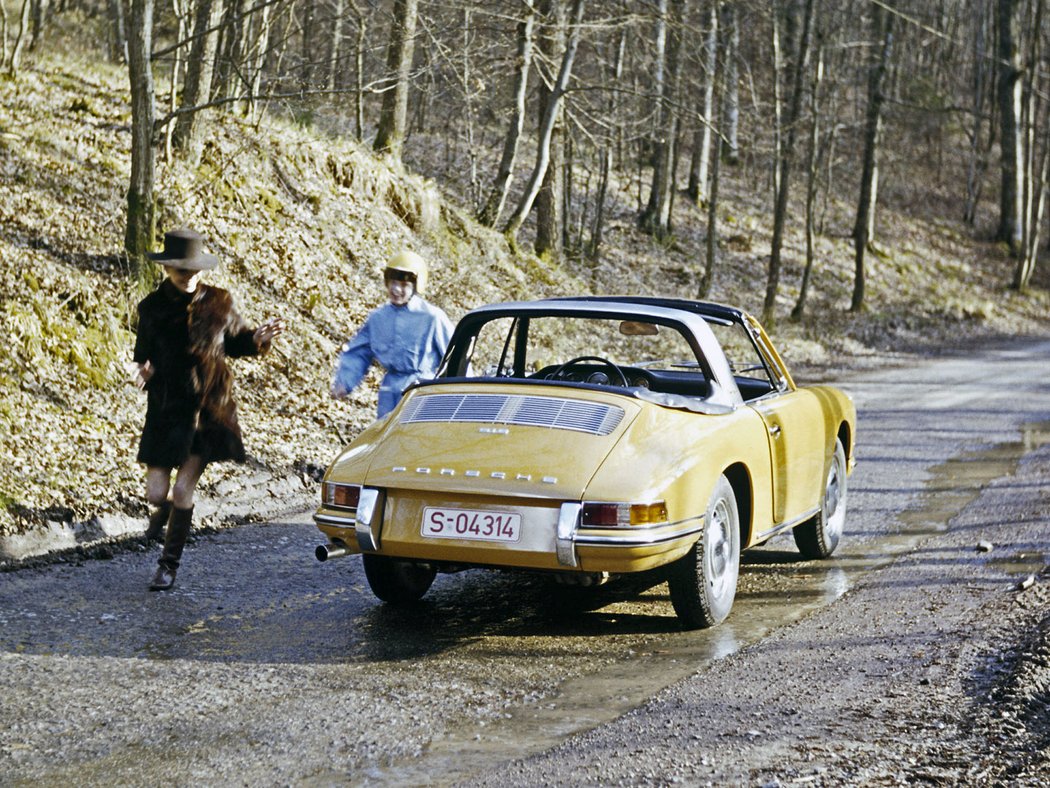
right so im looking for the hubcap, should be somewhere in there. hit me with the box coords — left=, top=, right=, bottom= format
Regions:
left=824, top=458, right=845, bottom=538
left=706, top=499, right=732, bottom=595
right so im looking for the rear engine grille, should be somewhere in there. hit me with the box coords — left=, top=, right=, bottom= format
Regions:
left=400, top=393, right=625, bottom=436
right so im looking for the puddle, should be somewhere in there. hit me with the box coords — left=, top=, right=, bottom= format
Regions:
left=991, top=551, right=1047, bottom=577
left=364, top=421, right=1050, bottom=786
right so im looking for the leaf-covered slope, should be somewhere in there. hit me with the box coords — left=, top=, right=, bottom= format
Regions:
left=0, top=54, right=567, bottom=536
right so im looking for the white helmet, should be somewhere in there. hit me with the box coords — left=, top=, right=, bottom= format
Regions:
left=384, top=250, right=428, bottom=295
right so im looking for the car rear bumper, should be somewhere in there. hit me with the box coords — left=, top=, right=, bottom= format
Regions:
left=314, top=496, right=702, bottom=575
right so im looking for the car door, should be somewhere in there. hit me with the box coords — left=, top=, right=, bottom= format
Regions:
left=748, top=389, right=825, bottom=526
left=723, top=318, right=825, bottom=527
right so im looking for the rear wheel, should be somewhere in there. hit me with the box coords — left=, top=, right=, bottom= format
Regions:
left=362, top=555, right=436, bottom=603
left=793, top=438, right=847, bottom=559
left=668, top=475, right=740, bottom=629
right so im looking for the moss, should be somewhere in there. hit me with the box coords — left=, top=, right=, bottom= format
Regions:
left=257, top=186, right=284, bottom=219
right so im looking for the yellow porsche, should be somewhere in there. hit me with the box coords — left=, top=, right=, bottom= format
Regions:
left=314, top=297, right=856, bottom=628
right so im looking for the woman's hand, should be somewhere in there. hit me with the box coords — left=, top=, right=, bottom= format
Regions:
left=254, top=317, right=285, bottom=347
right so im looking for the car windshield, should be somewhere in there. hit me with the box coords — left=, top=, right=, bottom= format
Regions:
left=447, top=314, right=704, bottom=379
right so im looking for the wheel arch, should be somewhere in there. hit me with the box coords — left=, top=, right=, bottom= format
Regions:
left=722, top=462, right=753, bottom=547
left=836, top=421, right=852, bottom=464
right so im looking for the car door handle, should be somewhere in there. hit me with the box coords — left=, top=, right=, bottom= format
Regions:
left=768, top=424, right=782, bottom=438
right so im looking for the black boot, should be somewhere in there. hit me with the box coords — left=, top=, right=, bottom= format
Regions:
left=149, top=505, right=193, bottom=591
left=143, top=500, right=173, bottom=543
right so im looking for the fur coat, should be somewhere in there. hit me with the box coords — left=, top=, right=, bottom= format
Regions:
left=134, top=279, right=268, bottom=467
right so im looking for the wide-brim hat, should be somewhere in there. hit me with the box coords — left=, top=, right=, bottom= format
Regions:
left=148, top=228, right=219, bottom=271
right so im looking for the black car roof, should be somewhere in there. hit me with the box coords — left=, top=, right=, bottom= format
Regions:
left=542, top=296, right=746, bottom=323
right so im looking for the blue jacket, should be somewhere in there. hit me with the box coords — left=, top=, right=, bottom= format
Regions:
left=333, top=296, right=454, bottom=417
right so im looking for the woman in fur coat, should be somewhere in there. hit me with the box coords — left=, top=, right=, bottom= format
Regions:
left=133, top=229, right=284, bottom=591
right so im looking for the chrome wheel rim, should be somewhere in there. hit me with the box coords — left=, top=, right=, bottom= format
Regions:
left=824, top=454, right=846, bottom=540
left=706, top=498, right=734, bottom=598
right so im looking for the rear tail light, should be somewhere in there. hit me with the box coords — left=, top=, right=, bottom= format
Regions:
left=323, top=482, right=361, bottom=509
left=581, top=500, right=667, bottom=527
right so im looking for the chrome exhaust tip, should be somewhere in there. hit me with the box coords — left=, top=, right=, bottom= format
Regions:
left=315, top=543, right=348, bottom=562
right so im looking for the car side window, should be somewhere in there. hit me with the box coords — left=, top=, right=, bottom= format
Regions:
left=708, top=321, right=778, bottom=400
left=463, top=317, right=517, bottom=377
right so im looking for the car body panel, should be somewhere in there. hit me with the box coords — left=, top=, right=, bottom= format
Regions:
left=360, top=383, right=642, bottom=500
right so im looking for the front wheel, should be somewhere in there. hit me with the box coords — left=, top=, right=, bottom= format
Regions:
left=793, top=438, right=847, bottom=559
left=667, top=475, right=741, bottom=629
left=362, top=554, right=436, bottom=604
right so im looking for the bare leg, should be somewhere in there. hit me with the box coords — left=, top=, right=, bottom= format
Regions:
left=144, top=467, right=174, bottom=542
left=171, top=454, right=206, bottom=509
left=145, top=466, right=174, bottom=507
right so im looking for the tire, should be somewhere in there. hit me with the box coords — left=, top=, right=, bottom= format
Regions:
left=668, top=475, right=741, bottom=629
left=793, top=438, right=847, bottom=560
left=362, top=554, right=436, bottom=604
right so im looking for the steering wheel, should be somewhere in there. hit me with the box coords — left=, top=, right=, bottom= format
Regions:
left=548, top=355, right=630, bottom=387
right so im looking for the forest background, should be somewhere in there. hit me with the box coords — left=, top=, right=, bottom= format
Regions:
left=1, top=0, right=1049, bottom=550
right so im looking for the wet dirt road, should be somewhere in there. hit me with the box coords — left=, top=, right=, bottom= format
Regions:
left=2, top=339, right=1048, bottom=785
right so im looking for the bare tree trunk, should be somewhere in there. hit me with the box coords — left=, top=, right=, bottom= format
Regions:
left=535, top=0, right=568, bottom=260
left=245, top=1, right=273, bottom=122
left=354, top=10, right=365, bottom=140
left=639, top=0, right=667, bottom=235
left=1, top=3, right=9, bottom=68
left=1015, top=137, right=1047, bottom=290
left=722, top=1, right=739, bottom=164
left=700, top=34, right=723, bottom=300
left=769, top=4, right=782, bottom=197
left=688, top=0, right=718, bottom=204
left=300, top=0, right=314, bottom=90
left=701, top=128, right=721, bottom=298
left=964, top=0, right=992, bottom=225
left=461, top=7, right=481, bottom=209
left=107, top=0, right=127, bottom=63
left=327, top=0, right=346, bottom=92
left=125, top=0, right=158, bottom=285
left=1015, top=0, right=1046, bottom=290
left=373, top=0, right=419, bottom=159
left=587, top=22, right=626, bottom=263
left=850, top=3, right=894, bottom=313
left=172, top=0, right=225, bottom=165
left=7, top=0, right=31, bottom=74
left=763, top=0, right=814, bottom=325
left=640, top=0, right=686, bottom=239
left=791, top=31, right=824, bottom=321
left=163, top=0, right=189, bottom=162
left=996, top=0, right=1023, bottom=254
left=29, top=0, right=48, bottom=49
left=503, top=0, right=585, bottom=244
left=232, top=0, right=256, bottom=115
left=477, top=0, right=535, bottom=228
left=216, top=0, right=246, bottom=105
left=564, top=133, right=576, bottom=251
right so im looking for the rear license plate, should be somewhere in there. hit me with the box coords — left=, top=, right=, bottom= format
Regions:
left=421, top=507, right=522, bottom=543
